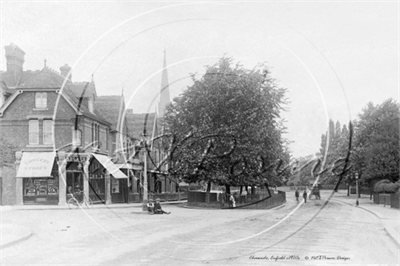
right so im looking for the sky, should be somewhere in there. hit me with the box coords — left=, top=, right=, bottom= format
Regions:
left=0, top=0, right=398, bottom=158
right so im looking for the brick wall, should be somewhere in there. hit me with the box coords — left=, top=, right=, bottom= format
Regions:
left=0, top=165, right=16, bottom=205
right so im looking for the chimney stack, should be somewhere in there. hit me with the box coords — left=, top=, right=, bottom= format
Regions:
left=4, top=43, right=25, bottom=84
left=60, top=64, right=72, bottom=81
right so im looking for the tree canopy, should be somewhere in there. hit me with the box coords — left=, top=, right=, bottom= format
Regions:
left=352, top=99, right=399, bottom=184
left=164, top=57, right=289, bottom=187
left=319, top=119, right=351, bottom=185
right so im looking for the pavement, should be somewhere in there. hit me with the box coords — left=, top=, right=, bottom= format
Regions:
left=1, top=190, right=399, bottom=252
left=0, top=200, right=186, bottom=250
left=332, top=191, right=400, bottom=248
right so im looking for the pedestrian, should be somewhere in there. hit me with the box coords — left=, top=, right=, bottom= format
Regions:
left=303, top=190, right=307, bottom=203
left=241, top=189, right=247, bottom=203
left=295, top=188, right=299, bottom=202
left=154, top=198, right=171, bottom=214
left=229, top=194, right=236, bottom=208
left=219, top=188, right=225, bottom=208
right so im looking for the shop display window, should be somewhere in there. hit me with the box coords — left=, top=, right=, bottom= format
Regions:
left=111, top=180, right=120, bottom=193
left=24, top=177, right=59, bottom=196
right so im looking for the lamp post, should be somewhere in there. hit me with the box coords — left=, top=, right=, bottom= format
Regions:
left=141, top=133, right=148, bottom=211
left=355, top=173, right=359, bottom=206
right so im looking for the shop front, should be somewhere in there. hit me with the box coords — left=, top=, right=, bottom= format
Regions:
left=90, top=154, right=128, bottom=204
left=17, top=151, right=59, bottom=205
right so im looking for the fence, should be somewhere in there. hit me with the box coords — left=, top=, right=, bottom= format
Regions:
left=128, top=192, right=187, bottom=203
left=280, top=184, right=347, bottom=192
left=187, top=189, right=286, bottom=209
left=373, top=192, right=400, bottom=209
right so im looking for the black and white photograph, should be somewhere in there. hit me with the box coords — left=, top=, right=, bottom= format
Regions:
left=0, top=1, right=399, bottom=265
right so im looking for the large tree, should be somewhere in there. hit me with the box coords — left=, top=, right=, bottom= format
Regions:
left=164, top=57, right=289, bottom=191
left=352, top=99, right=399, bottom=185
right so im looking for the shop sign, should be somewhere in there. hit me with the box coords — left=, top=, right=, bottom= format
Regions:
left=17, top=152, right=55, bottom=178
left=66, top=155, right=88, bottom=163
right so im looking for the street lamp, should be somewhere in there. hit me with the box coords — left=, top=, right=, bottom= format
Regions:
left=355, top=172, right=359, bottom=206
left=141, top=133, right=149, bottom=212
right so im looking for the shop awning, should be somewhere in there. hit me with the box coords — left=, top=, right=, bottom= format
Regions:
left=115, top=163, right=133, bottom=169
left=92, top=154, right=127, bottom=179
left=16, top=152, right=56, bottom=178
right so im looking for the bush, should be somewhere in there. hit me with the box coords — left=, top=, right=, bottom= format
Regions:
left=373, top=179, right=400, bottom=193
left=373, top=179, right=390, bottom=193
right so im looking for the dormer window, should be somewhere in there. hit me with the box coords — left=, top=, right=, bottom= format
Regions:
left=35, top=92, right=47, bottom=109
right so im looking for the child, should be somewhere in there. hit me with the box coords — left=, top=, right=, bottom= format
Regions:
left=147, top=199, right=154, bottom=213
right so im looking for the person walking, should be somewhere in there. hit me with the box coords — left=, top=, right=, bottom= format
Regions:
left=303, top=190, right=308, bottom=203
left=295, top=188, right=299, bottom=202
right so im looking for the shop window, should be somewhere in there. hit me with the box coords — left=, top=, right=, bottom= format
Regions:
left=35, top=92, right=47, bottom=109
left=29, top=120, right=39, bottom=145
left=24, top=178, right=59, bottom=196
left=43, top=120, right=53, bottom=144
left=112, top=180, right=120, bottom=193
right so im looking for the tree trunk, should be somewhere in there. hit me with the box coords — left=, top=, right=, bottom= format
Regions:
left=347, top=185, right=350, bottom=196
left=206, top=181, right=211, bottom=203
left=251, top=185, right=255, bottom=194
left=225, top=184, right=231, bottom=194
left=239, top=186, right=243, bottom=194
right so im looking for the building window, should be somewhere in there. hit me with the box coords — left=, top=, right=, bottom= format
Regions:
left=92, top=123, right=100, bottom=147
left=106, top=128, right=109, bottom=151
left=43, top=120, right=53, bottom=144
left=35, top=93, right=47, bottom=109
left=72, top=129, right=82, bottom=147
left=29, top=120, right=39, bottom=144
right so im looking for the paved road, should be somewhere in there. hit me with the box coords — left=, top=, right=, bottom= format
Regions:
left=1, top=191, right=399, bottom=265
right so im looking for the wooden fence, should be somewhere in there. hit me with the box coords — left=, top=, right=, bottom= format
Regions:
left=373, top=192, right=400, bottom=209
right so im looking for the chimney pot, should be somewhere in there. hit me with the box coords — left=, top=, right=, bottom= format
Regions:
left=60, top=64, right=72, bottom=81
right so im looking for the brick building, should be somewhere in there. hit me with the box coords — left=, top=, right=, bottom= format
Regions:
left=0, top=43, right=132, bottom=205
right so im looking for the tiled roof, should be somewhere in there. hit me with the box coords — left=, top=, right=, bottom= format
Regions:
left=0, top=67, right=110, bottom=125
left=0, top=80, right=13, bottom=94
left=60, top=87, right=110, bottom=125
left=0, top=70, right=40, bottom=88
left=18, top=67, right=66, bottom=88
left=68, top=82, right=96, bottom=98
left=126, top=112, right=156, bottom=140
left=96, top=95, right=123, bottom=130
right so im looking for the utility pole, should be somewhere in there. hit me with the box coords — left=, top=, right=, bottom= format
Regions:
left=142, top=134, right=148, bottom=211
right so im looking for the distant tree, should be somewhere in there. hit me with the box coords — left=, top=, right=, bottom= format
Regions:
left=319, top=120, right=351, bottom=186
left=164, top=57, right=289, bottom=192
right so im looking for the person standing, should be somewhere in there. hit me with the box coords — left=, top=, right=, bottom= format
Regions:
left=303, top=190, right=308, bottom=203
left=229, top=194, right=236, bottom=208
left=295, top=188, right=299, bottom=202
left=241, top=189, right=247, bottom=203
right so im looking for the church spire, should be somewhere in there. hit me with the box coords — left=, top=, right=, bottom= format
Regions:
left=158, top=49, right=171, bottom=117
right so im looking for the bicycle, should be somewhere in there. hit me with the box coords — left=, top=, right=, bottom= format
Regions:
left=67, top=190, right=93, bottom=209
